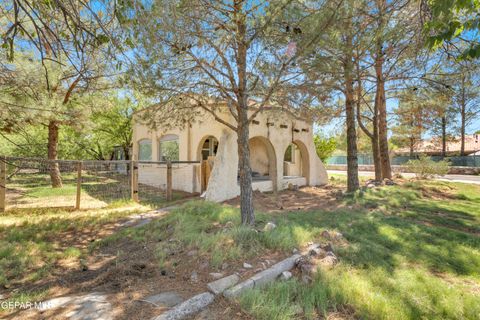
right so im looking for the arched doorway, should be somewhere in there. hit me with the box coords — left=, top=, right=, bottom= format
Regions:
left=248, top=136, right=277, bottom=191
left=283, top=140, right=310, bottom=184
left=197, top=135, right=219, bottom=192
left=197, top=135, right=219, bottom=161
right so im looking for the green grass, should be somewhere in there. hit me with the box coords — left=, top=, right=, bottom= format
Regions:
left=93, top=201, right=321, bottom=269
left=26, top=184, right=78, bottom=197
left=238, top=180, right=480, bottom=319
left=97, top=177, right=480, bottom=319
left=4, top=176, right=480, bottom=319
left=0, top=202, right=150, bottom=290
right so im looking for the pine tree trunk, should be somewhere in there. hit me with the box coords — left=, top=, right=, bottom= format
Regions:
left=374, top=4, right=391, bottom=179
left=344, top=23, right=359, bottom=192
left=460, top=74, right=466, bottom=156
left=372, top=106, right=382, bottom=181
left=237, top=109, right=254, bottom=225
left=48, top=120, right=63, bottom=188
left=409, top=136, right=415, bottom=159
left=234, top=1, right=254, bottom=225
left=441, top=116, right=447, bottom=157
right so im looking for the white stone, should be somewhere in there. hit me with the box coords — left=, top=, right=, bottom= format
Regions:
left=263, top=222, right=277, bottom=231
left=190, top=271, right=199, bottom=283
left=223, top=279, right=255, bottom=299
left=152, top=292, right=215, bottom=320
left=279, top=271, right=292, bottom=280
left=208, top=272, right=224, bottom=280
left=207, top=274, right=240, bottom=295
left=243, top=262, right=253, bottom=269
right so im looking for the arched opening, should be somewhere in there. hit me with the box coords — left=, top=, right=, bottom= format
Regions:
left=197, top=135, right=219, bottom=161
left=248, top=136, right=277, bottom=191
left=138, top=139, right=152, bottom=161
left=158, top=134, right=179, bottom=161
left=197, top=135, right=219, bottom=192
left=283, top=140, right=310, bottom=184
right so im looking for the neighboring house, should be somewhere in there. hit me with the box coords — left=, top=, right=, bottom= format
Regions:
left=132, top=103, right=328, bottom=202
left=395, top=134, right=480, bottom=156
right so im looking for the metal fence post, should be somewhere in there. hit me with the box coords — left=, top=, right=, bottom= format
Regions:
left=166, top=160, right=172, bottom=201
left=131, top=159, right=139, bottom=202
left=0, top=156, right=6, bottom=212
left=75, top=161, right=82, bottom=210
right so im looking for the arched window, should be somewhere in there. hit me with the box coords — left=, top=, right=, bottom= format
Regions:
left=159, top=134, right=179, bottom=161
left=138, top=139, right=152, bottom=161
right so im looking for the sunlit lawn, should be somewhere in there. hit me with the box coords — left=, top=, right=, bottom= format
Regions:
left=240, top=179, right=480, bottom=319
left=92, top=177, right=480, bottom=319
left=2, top=175, right=479, bottom=319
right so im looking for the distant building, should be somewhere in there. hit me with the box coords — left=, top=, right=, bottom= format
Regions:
left=395, top=134, right=480, bottom=156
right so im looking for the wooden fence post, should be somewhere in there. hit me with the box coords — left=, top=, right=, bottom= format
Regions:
left=0, top=156, right=6, bottom=213
left=166, top=160, right=172, bottom=201
left=75, top=161, right=82, bottom=210
left=131, top=159, right=139, bottom=202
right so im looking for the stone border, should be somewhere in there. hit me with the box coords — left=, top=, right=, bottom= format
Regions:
left=149, top=249, right=316, bottom=320
left=151, top=292, right=215, bottom=320
left=223, top=254, right=301, bottom=298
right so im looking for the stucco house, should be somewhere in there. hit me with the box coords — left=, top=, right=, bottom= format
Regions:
left=132, top=101, right=328, bottom=202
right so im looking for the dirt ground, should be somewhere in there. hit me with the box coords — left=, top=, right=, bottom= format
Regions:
left=226, top=185, right=347, bottom=213
left=5, top=185, right=348, bottom=320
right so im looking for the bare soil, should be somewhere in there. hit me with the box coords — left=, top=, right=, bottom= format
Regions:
left=5, top=185, right=350, bottom=320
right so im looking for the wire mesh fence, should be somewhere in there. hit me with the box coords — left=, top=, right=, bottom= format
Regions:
left=0, top=156, right=200, bottom=212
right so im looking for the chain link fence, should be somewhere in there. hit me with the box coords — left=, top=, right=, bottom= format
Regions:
left=0, top=157, right=199, bottom=212
left=327, top=154, right=480, bottom=167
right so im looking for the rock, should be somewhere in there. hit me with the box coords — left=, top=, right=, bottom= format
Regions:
left=190, top=271, right=199, bottom=283
left=187, top=250, right=198, bottom=257
left=209, top=272, right=224, bottom=280
left=322, top=243, right=334, bottom=253
left=243, top=262, right=253, bottom=269
left=292, top=248, right=299, bottom=254
left=225, top=254, right=301, bottom=299
left=152, top=292, right=215, bottom=320
left=319, top=252, right=338, bottom=268
left=221, top=262, right=228, bottom=270
left=384, top=178, right=396, bottom=186
left=42, top=292, right=112, bottom=320
left=263, top=222, right=277, bottom=231
left=224, top=221, right=235, bottom=228
left=207, top=274, right=240, bottom=295
left=223, top=279, right=255, bottom=298
left=260, top=262, right=267, bottom=270
left=144, top=292, right=184, bottom=308
left=279, top=271, right=292, bottom=280
left=250, top=254, right=301, bottom=287
left=300, top=263, right=317, bottom=275
left=333, top=231, right=343, bottom=239
left=309, top=247, right=327, bottom=258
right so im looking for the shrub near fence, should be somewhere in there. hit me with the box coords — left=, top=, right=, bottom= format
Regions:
left=0, top=156, right=199, bottom=212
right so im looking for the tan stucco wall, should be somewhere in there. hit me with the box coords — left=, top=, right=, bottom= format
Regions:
left=132, top=106, right=328, bottom=201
